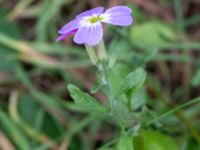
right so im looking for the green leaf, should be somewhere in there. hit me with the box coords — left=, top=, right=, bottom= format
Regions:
left=0, top=7, right=20, bottom=72
left=109, top=53, right=117, bottom=68
left=108, top=63, right=131, bottom=96
left=130, top=21, right=175, bottom=49
left=192, top=68, right=200, bottom=87
left=112, top=101, right=133, bottom=127
left=90, top=84, right=102, bottom=94
left=134, top=130, right=179, bottom=150
left=117, top=68, right=146, bottom=96
left=130, top=89, right=146, bottom=110
left=18, top=94, right=40, bottom=125
left=133, top=135, right=144, bottom=150
left=116, top=134, right=134, bottom=150
left=67, top=84, right=106, bottom=113
left=0, top=8, right=20, bottom=38
left=185, top=137, right=200, bottom=150
left=143, top=48, right=158, bottom=63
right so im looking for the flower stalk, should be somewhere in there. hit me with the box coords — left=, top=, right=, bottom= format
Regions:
left=85, top=42, right=114, bottom=113
left=97, top=61, right=114, bottom=113
left=96, top=41, right=107, bottom=61
left=85, top=44, right=98, bottom=66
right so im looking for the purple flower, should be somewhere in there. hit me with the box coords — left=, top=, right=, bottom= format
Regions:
left=56, top=6, right=133, bottom=46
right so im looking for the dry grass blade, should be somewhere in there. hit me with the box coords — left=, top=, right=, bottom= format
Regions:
left=0, top=131, right=16, bottom=150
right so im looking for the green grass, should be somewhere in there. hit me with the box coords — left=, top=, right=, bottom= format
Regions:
left=0, top=1, right=200, bottom=150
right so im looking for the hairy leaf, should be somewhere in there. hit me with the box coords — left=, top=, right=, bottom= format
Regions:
left=68, top=84, right=106, bottom=113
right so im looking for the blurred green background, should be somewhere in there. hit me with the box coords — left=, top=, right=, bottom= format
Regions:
left=0, top=0, right=200, bottom=150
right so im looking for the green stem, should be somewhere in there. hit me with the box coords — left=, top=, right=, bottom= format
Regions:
left=144, top=96, right=200, bottom=126
left=98, top=96, right=200, bottom=149
left=97, top=61, right=114, bottom=112
left=97, top=41, right=115, bottom=113
left=85, top=42, right=114, bottom=113
left=97, top=138, right=118, bottom=150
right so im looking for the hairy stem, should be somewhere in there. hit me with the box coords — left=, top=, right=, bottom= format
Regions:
left=85, top=42, right=114, bottom=113
left=97, top=61, right=114, bottom=112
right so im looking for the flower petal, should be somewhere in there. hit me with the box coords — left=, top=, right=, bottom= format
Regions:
left=56, top=29, right=78, bottom=42
left=58, top=19, right=80, bottom=34
left=102, top=15, right=133, bottom=26
left=74, top=23, right=103, bottom=46
left=105, top=6, right=132, bottom=15
left=76, top=7, right=104, bottom=18
left=101, top=6, right=133, bottom=26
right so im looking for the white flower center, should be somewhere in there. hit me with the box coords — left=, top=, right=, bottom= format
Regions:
left=80, top=14, right=104, bottom=27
